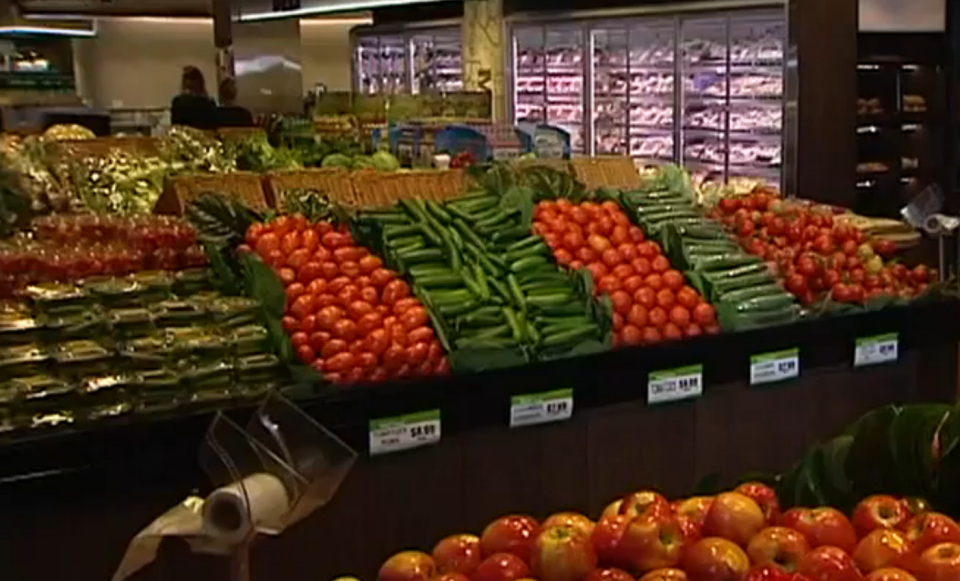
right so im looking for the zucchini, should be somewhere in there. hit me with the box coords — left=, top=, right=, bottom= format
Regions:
left=502, top=307, right=526, bottom=342
left=506, top=242, right=549, bottom=263
left=452, top=218, right=486, bottom=249
left=492, top=226, right=535, bottom=243
left=505, top=235, right=544, bottom=253
left=712, top=272, right=776, bottom=295
left=409, top=264, right=455, bottom=278
left=488, top=277, right=514, bottom=304
left=425, top=200, right=453, bottom=224
left=462, top=324, right=511, bottom=340
left=415, top=273, right=464, bottom=288
left=717, top=283, right=786, bottom=304
left=439, top=299, right=479, bottom=317
left=526, top=293, right=573, bottom=308
left=397, top=248, right=444, bottom=264
left=733, top=294, right=795, bottom=313
left=542, top=324, right=600, bottom=347
left=384, top=224, right=423, bottom=238
left=510, top=255, right=550, bottom=273
left=419, top=221, right=444, bottom=247
left=398, top=198, right=429, bottom=222
left=506, top=274, right=526, bottom=311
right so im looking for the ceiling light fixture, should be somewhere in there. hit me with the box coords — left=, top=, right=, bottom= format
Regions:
left=0, top=25, right=96, bottom=37
left=238, top=0, right=445, bottom=22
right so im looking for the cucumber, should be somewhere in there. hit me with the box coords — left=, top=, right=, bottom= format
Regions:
left=542, top=324, right=600, bottom=347
left=393, top=239, right=426, bottom=254
left=505, top=235, right=544, bottom=253
left=397, top=248, right=444, bottom=264
left=526, top=320, right=542, bottom=346
left=541, top=321, right=595, bottom=335
left=492, top=226, right=535, bottom=243
left=384, top=224, right=423, bottom=238
left=446, top=204, right=477, bottom=223
left=534, top=315, right=593, bottom=326
left=521, top=281, right=572, bottom=293
left=425, top=200, right=453, bottom=224
left=409, top=265, right=454, bottom=278
left=506, top=274, right=526, bottom=311
left=476, top=210, right=512, bottom=230
left=460, top=268, right=486, bottom=299
left=472, top=264, right=491, bottom=300
left=517, top=267, right=565, bottom=284
left=415, top=273, right=464, bottom=288
left=429, top=290, right=474, bottom=306
left=458, top=314, right=505, bottom=328
left=733, top=293, right=795, bottom=313
left=439, top=300, right=479, bottom=317
left=447, top=225, right=464, bottom=251
left=712, top=272, right=776, bottom=295
left=718, top=283, right=786, bottom=304
left=502, top=307, right=526, bottom=342
left=387, top=235, right=424, bottom=249
left=452, top=218, right=486, bottom=249
left=357, top=211, right=409, bottom=224
left=704, top=262, right=769, bottom=280
left=462, top=324, right=511, bottom=340
left=538, top=303, right=590, bottom=316
left=690, top=254, right=762, bottom=272
left=526, top=293, right=573, bottom=308
left=398, top=198, right=429, bottom=222
left=510, top=255, right=550, bottom=273
left=455, top=337, right=518, bottom=350
left=507, top=242, right=549, bottom=263
left=488, top=277, right=514, bottom=305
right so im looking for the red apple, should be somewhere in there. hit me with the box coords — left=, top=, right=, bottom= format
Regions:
left=433, top=534, right=482, bottom=575
left=545, top=512, right=596, bottom=539
left=605, top=491, right=672, bottom=521
left=378, top=551, right=437, bottom=581
left=853, top=529, right=910, bottom=573
left=797, top=546, right=863, bottom=581
left=639, top=569, right=689, bottom=581
left=481, top=515, right=541, bottom=562
left=745, top=564, right=792, bottom=581
left=681, top=537, right=751, bottom=581
left=902, top=513, right=960, bottom=554
left=530, top=525, right=598, bottom=581
left=674, top=497, right=715, bottom=529
left=474, top=553, right=532, bottom=581
left=747, top=527, right=811, bottom=572
left=593, top=514, right=632, bottom=568
left=864, top=568, right=917, bottom=581
left=678, top=514, right=704, bottom=543
left=587, top=567, right=636, bottom=581
left=902, top=498, right=931, bottom=519
left=781, top=508, right=858, bottom=554
left=853, top=496, right=909, bottom=537
left=916, top=543, right=960, bottom=581
left=702, top=492, right=766, bottom=547
left=620, top=513, right=688, bottom=573
left=736, top=483, right=782, bottom=525
left=436, top=574, right=470, bottom=581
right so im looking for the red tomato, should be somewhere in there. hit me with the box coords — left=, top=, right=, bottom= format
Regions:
left=662, top=270, right=684, bottom=291
left=669, top=305, right=691, bottom=327
left=325, top=352, right=355, bottom=373
left=286, top=282, right=306, bottom=303
left=255, top=232, right=280, bottom=256
left=634, top=287, right=657, bottom=309
left=610, top=226, right=630, bottom=246
left=370, top=268, right=396, bottom=288
left=912, top=264, right=930, bottom=283
left=392, top=298, right=419, bottom=315
left=297, top=262, right=323, bottom=285
left=278, top=267, right=296, bottom=286
left=286, top=249, right=311, bottom=269
left=330, top=317, right=357, bottom=341
left=405, top=342, right=430, bottom=367
left=562, top=230, right=584, bottom=252
left=291, top=331, right=310, bottom=349
left=649, top=307, right=668, bottom=329
left=617, top=243, right=638, bottom=262
left=632, top=257, right=652, bottom=276
left=322, top=231, right=346, bottom=249
left=621, top=325, right=643, bottom=346
left=643, top=326, right=662, bottom=344
left=663, top=323, right=683, bottom=341
left=338, top=260, right=360, bottom=278
left=645, top=273, right=664, bottom=291
left=337, top=285, right=362, bottom=306
left=300, top=315, right=318, bottom=335
left=281, top=316, right=299, bottom=333
left=356, top=312, right=384, bottom=336
left=400, top=306, right=429, bottom=330
left=693, top=303, right=717, bottom=326
left=315, top=293, right=339, bottom=309
left=297, top=345, right=316, bottom=364
left=365, top=329, right=389, bottom=355
left=637, top=241, right=658, bottom=258
left=677, top=286, right=699, bottom=309
left=290, top=294, right=316, bottom=319
left=569, top=260, right=585, bottom=271
left=685, top=323, right=703, bottom=338
left=348, top=300, right=374, bottom=320
left=306, top=278, right=327, bottom=296
left=577, top=247, right=598, bottom=263
left=623, top=275, right=644, bottom=294
left=408, top=326, right=435, bottom=344
left=554, top=249, right=574, bottom=266
left=611, top=264, right=634, bottom=280
left=588, top=234, right=613, bottom=253
left=832, top=283, right=853, bottom=303
left=300, top=229, right=319, bottom=253
left=316, top=261, right=337, bottom=280
left=627, top=304, right=648, bottom=328
left=266, top=250, right=285, bottom=268
left=382, top=279, right=411, bottom=305
left=382, top=344, right=405, bottom=370
left=358, top=255, right=383, bottom=274
left=611, top=291, right=633, bottom=315
left=598, top=275, right=622, bottom=294
left=656, top=288, right=676, bottom=309
left=612, top=312, right=625, bottom=331
left=587, top=262, right=609, bottom=281
left=320, top=338, right=348, bottom=359
left=280, top=231, right=301, bottom=255
left=785, top=273, right=807, bottom=295
left=360, top=286, right=379, bottom=305
left=316, top=305, right=344, bottom=330
left=651, top=255, right=670, bottom=273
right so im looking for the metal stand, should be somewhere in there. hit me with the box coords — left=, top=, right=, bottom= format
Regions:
left=230, top=539, right=253, bottom=581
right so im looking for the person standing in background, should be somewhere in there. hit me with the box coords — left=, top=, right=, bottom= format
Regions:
left=170, top=66, right=217, bottom=130
left=216, top=77, right=254, bottom=128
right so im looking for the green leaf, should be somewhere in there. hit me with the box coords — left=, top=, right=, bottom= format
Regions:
left=844, top=405, right=901, bottom=497
left=240, top=253, right=286, bottom=317
left=890, top=404, right=952, bottom=498
left=204, top=244, right=242, bottom=295
left=819, top=435, right=856, bottom=513
left=264, top=312, right=295, bottom=363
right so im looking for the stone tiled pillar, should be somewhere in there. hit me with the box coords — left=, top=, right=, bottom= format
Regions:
left=462, top=0, right=507, bottom=121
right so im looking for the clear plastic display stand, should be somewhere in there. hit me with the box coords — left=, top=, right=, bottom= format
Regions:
left=111, top=391, right=356, bottom=581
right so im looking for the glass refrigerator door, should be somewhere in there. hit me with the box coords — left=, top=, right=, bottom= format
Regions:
left=680, top=16, right=729, bottom=187
left=545, top=27, right=585, bottom=153
left=514, top=26, right=547, bottom=125
left=379, top=35, right=409, bottom=94
left=628, top=19, right=676, bottom=163
left=727, top=12, right=784, bottom=186
left=411, top=29, right=463, bottom=94
left=591, top=26, right=629, bottom=156
left=356, top=35, right=382, bottom=94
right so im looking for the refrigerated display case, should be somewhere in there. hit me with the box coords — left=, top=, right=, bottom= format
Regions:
left=508, top=6, right=787, bottom=187
left=352, top=26, right=463, bottom=95
left=513, top=25, right=586, bottom=153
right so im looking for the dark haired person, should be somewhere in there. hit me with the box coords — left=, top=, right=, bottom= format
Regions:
left=216, top=77, right=254, bottom=128
left=170, top=65, right=217, bottom=130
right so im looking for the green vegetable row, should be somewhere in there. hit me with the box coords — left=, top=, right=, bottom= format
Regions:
left=620, top=168, right=799, bottom=331
left=356, top=191, right=609, bottom=370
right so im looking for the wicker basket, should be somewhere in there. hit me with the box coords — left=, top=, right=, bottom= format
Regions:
left=217, top=127, right=267, bottom=143
left=570, top=156, right=640, bottom=191
left=54, top=136, right=162, bottom=159
left=155, top=172, right=268, bottom=215
left=511, top=158, right=574, bottom=175
left=350, top=169, right=466, bottom=209
left=264, top=168, right=358, bottom=208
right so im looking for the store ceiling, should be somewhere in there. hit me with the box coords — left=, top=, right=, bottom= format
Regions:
left=16, top=0, right=212, bottom=17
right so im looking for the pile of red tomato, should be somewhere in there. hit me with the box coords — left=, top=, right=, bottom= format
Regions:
left=242, top=214, right=450, bottom=383
left=710, top=190, right=934, bottom=305
left=533, top=199, right=718, bottom=345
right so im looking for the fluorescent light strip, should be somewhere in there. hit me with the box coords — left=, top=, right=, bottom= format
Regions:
left=238, top=0, right=444, bottom=22
left=0, top=26, right=96, bottom=37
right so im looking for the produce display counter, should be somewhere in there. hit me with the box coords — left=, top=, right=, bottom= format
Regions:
left=1, top=298, right=957, bottom=581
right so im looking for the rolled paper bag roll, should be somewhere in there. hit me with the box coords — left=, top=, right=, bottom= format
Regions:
left=923, top=214, right=943, bottom=235
left=202, top=472, right=290, bottom=544
left=433, top=154, right=451, bottom=170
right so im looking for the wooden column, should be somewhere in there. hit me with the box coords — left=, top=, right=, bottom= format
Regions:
left=462, top=0, right=507, bottom=121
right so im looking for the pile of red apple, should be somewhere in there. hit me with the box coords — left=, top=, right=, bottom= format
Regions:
left=709, top=190, right=934, bottom=306
left=367, top=484, right=960, bottom=581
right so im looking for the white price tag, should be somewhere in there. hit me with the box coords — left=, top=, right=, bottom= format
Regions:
left=751, top=348, right=800, bottom=385
left=369, top=410, right=441, bottom=456
left=648, top=365, right=703, bottom=405
left=854, top=333, right=899, bottom=367
left=492, top=147, right=520, bottom=161
left=510, top=388, right=574, bottom=428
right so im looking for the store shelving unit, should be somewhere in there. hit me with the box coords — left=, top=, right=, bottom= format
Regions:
left=508, top=8, right=786, bottom=186
left=352, top=26, right=463, bottom=95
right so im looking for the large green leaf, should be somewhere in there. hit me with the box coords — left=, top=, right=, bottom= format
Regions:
left=890, top=404, right=952, bottom=498
left=795, top=446, right=828, bottom=506
left=817, top=435, right=856, bottom=513
left=240, top=253, right=286, bottom=317
left=844, top=405, right=901, bottom=497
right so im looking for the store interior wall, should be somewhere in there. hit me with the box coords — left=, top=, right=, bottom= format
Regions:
left=72, top=16, right=361, bottom=110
